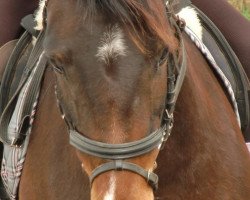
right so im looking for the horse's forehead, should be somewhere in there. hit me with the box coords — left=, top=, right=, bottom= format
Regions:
left=44, top=7, right=131, bottom=64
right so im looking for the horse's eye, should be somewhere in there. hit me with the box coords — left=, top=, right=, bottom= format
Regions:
left=159, top=48, right=169, bottom=65
left=156, top=48, right=169, bottom=70
left=52, top=64, right=64, bottom=74
left=158, top=56, right=168, bottom=67
left=49, top=59, right=65, bottom=74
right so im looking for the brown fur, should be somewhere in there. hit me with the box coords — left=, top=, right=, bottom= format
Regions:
left=155, top=35, right=250, bottom=199
left=19, top=68, right=90, bottom=199
left=0, top=0, right=249, bottom=200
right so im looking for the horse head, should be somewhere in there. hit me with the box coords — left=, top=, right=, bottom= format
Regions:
left=42, top=0, right=180, bottom=199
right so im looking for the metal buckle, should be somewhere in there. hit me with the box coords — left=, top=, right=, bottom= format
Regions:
left=160, top=110, right=174, bottom=149
left=115, top=160, right=124, bottom=171
left=164, top=123, right=173, bottom=142
left=10, top=138, right=23, bottom=148
left=165, top=109, right=173, bottom=120
left=147, top=170, right=152, bottom=182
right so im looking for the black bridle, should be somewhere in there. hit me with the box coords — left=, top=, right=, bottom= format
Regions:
left=70, top=126, right=167, bottom=189
left=55, top=10, right=187, bottom=188
left=51, top=1, right=187, bottom=190
left=67, top=31, right=186, bottom=190
left=49, top=1, right=186, bottom=190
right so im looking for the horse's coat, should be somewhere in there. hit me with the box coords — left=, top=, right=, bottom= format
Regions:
left=0, top=0, right=250, bottom=200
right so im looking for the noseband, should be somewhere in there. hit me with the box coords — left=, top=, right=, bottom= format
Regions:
left=70, top=126, right=167, bottom=189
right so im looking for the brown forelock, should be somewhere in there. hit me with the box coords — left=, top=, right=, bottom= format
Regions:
left=81, top=0, right=178, bottom=55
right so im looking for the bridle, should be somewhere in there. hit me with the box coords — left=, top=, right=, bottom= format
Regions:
left=0, top=0, right=186, bottom=191
left=51, top=1, right=187, bottom=191
left=69, top=126, right=167, bottom=189
left=63, top=16, right=186, bottom=191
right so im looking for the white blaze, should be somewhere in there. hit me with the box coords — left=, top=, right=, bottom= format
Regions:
left=104, top=173, right=116, bottom=200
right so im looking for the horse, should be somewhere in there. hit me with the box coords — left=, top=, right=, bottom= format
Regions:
left=0, top=0, right=250, bottom=200
left=1, top=0, right=250, bottom=79
left=1, top=0, right=249, bottom=80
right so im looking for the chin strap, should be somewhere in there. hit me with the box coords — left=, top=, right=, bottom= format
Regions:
left=90, top=160, right=159, bottom=190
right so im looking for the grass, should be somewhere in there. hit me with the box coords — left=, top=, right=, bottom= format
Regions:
left=227, top=0, right=250, bottom=20
left=242, top=8, right=250, bottom=20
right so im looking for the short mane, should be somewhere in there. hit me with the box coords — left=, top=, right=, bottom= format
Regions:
left=36, top=0, right=178, bottom=54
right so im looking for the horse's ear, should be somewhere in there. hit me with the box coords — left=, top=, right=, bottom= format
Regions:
left=165, top=0, right=176, bottom=5
left=164, top=0, right=168, bottom=3
left=164, top=0, right=170, bottom=5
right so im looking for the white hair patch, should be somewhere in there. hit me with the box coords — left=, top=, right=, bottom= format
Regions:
left=177, top=6, right=203, bottom=40
left=104, top=173, right=116, bottom=200
left=96, top=25, right=127, bottom=64
left=35, top=0, right=47, bottom=30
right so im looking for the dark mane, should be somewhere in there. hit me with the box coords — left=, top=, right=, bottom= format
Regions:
left=79, top=0, right=178, bottom=54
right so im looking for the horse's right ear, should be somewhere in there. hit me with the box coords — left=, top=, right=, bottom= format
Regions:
left=165, top=0, right=175, bottom=5
left=163, top=0, right=168, bottom=4
left=165, top=0, right=172, bottom=4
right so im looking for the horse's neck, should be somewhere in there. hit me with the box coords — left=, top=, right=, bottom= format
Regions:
left=173, top=35, right=249, bottom=167
left=155, top=36, right=250, bottom=199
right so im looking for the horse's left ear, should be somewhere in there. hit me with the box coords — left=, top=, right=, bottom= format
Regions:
left=165, top=0, right=176, bottom=5
left=163, top=0, right=169, bottom=5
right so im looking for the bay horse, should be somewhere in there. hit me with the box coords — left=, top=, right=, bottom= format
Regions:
left=1, top=0, right=250, bottom=200
left=1, top=0, right=249, bottom=79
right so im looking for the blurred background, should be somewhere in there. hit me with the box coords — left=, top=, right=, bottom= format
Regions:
left=228, top=0, right=250, bottom=19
